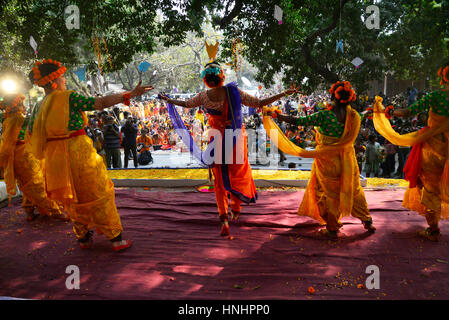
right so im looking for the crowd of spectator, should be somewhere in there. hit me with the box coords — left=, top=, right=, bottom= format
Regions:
left=80, top=86, right=430, bottom=178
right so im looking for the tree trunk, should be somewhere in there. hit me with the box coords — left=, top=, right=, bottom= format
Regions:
left=301, top=0, right=350, bottom=84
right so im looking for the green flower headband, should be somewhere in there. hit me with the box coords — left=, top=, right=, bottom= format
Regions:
left=200, top=66, right=221, bottom=78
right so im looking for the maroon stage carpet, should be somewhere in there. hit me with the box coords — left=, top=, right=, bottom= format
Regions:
left=1, top=188, right=449, bottom=300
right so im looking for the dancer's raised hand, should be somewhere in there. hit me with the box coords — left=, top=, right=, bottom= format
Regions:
left=158, top=92, right=169, bottom=101
left=130, top=81, right=154, bottom=98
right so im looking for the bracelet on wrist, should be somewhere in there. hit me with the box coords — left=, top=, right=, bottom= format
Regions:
left=123, top=92, right=131, bottom=106
left=385, top=105, right=394, bottom=119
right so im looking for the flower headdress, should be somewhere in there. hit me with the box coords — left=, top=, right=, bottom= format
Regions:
left=32, top=59, right=67, bottom=89
left=329, top=80, right=357, bottom=104
left=0, top=93, right=25, bottom=117
left=438, top=65, right=449, bottom=86
left=201, top=40, right=225, bottom=87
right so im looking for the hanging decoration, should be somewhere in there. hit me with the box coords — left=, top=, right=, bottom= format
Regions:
left=91, top=36, right=103, bottom=74
left=274, top=5, right=283, bottom=24
left=29, top=36, right=38, bottom=55
left=138, top=61, right=151, bottom=73
left=102, top=38, right=113, bottom=69
left=231, top=37, right=243, bottom=74
left=336, top=40, right=344, bottom=53
left=351, top=57, right=364, bottom=69
left=336, top=0, right=344, bottom=54
left=90, top=4, right=113, bottom=74
left=73, top=66, right=87, bottom=82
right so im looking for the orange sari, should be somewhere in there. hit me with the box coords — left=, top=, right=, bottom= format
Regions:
left=208, top=98, right=257, bottom=215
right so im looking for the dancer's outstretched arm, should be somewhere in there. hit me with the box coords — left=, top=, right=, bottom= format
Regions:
left=158, top=95, right=190, bottom=108
left=391, top=108, right=412, bottom=118
left=160, top=87, right=299, bottom=109
left=94, top=81, right=154, bottom=110
left=368, top=98, right=412, bottom=119
left=269, top=111, right=323, bottom=129
left=258, top=88, right=298, bottom=107
left=276, top=114, right=303, bottom=126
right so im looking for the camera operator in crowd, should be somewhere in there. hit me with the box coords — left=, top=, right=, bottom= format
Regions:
left=103, top=115, right=122, bottom=168
left=121, top=117, right=139, bottom=168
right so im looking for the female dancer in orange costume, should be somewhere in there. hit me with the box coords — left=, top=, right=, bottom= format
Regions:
left=160, top=43, right=297, bottom=236
left=28, top=59, right=153, bottom=251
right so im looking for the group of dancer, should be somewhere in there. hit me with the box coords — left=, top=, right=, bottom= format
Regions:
left=0, top=59, right=153, bottom=251
left=0, top=49, right=448, bottom=250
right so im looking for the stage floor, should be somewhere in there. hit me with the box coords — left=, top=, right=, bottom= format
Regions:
left=1, top=188, right=448, bottom=300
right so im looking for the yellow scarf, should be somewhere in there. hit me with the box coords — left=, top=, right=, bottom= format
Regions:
left=30, top=90, right=77, bottom=202
left=373, top=95, right=449, bottom=146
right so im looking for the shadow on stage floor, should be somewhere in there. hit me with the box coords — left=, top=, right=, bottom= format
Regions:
left=1, top=188, right=448, bottom=299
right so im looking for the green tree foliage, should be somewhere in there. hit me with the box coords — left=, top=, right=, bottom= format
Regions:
left=0, top=0, right=159, bottom=73
left=1, top=0, right=448, bottom=94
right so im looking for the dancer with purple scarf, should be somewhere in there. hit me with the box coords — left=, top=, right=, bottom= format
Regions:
left=159, top=42, right=297, bottom=237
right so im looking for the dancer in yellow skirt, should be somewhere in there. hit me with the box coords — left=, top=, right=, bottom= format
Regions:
left=0, top=93, right=66, bottom=222
left=264, top=81, right=375, bottom=239
left=28, top=59, right=153, bottom=251
left=371, top=60, right=449, bottom=241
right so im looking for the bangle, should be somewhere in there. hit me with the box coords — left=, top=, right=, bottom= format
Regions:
left=272, top=109, right=282, bottom=119
left=123, top=93, right=131, bottom=106
left=385, top=105, right=394, bottom=119
left=366, top=107, right=373, bottom=120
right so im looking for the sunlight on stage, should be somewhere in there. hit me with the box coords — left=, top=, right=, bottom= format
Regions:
left=1, top=79, right=18, bottom=94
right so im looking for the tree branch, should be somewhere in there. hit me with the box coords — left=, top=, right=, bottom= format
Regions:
left=219, top=0, right=244, bottom=29
left=302, top=0, right=350, bottom=83
left=304, top=0, right=350, bottom=46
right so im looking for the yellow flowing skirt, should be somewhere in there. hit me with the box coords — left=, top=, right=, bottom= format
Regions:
left=263, top=106, right=371, bottom=229
left=65, top=135, right=123, bottom=239
left=297, top=138, right=371, bottom=230
left=402, top=132, right=449, bottom=220
left=14, top=143, right=62, bottom=216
